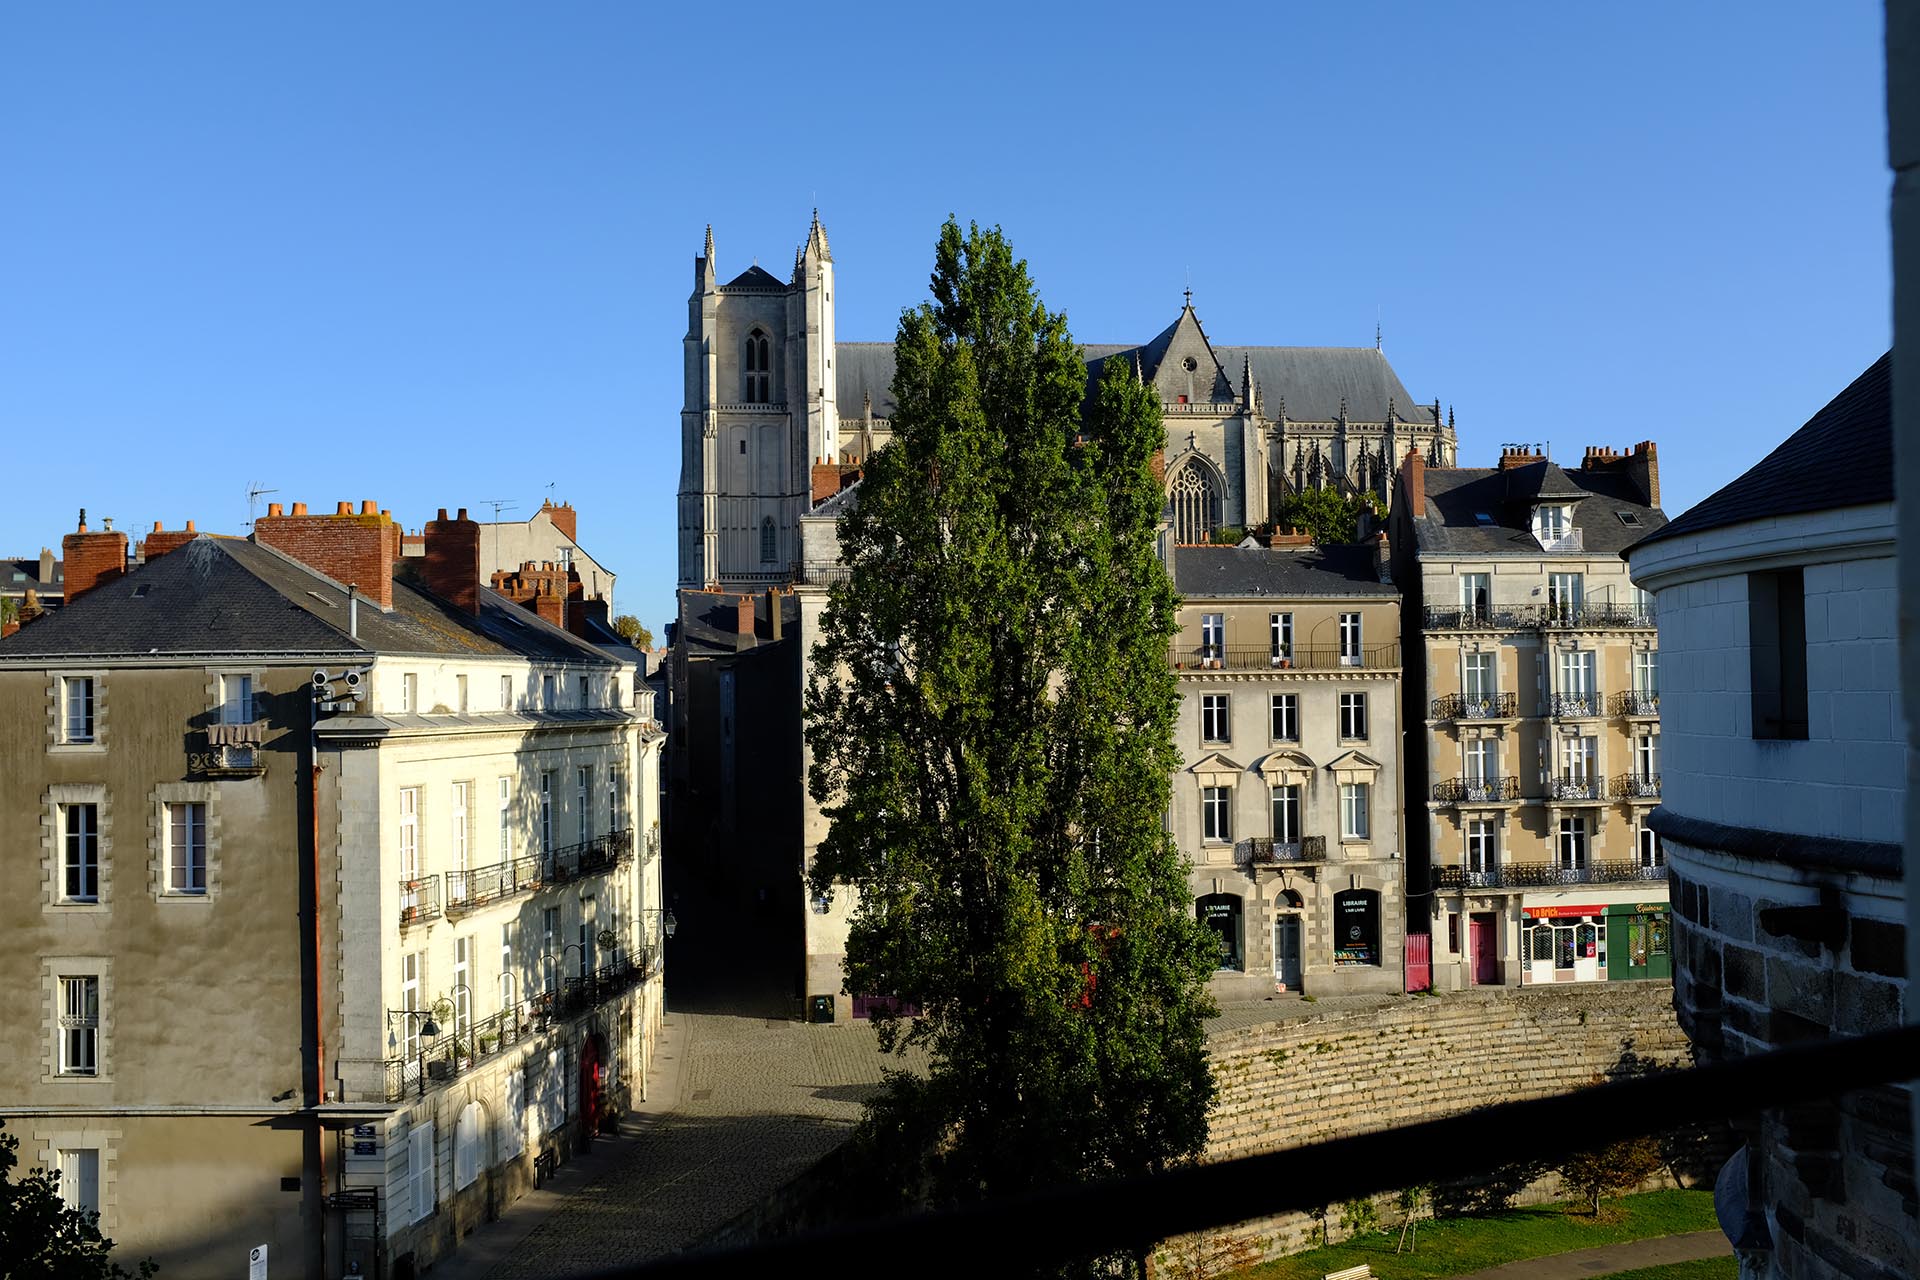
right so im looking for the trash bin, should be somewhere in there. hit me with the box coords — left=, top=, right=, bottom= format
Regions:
left=808, top=995, right=834, bottom=1024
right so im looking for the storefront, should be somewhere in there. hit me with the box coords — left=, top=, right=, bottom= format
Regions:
left=1197, top=893, right=1244, bottom=971
left=1332, top=889, right=1381, bottom=969
left=1520, top=903, right=1606, bottom=984
left=1604, top=902, right=1673, bottom=981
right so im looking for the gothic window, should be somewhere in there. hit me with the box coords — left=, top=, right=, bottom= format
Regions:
left=759, top=516, right=777, bottom=564
left=1170, top=463, right=1221, bottom=544
left=743, top=330, right=771, bottom=403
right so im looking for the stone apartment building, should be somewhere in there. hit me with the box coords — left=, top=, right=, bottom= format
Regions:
left=1628, top=355, right=1913, bottom=1278
left=1167, top=540, right=1405, bottom=1000
left=675, top=216, right=1453, bottom=1013
left=0, top=503, right=664, bottom=1280
left=1389, top=443, right=1672, bottom=990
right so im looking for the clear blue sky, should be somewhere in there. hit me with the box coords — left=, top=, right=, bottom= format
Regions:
left=0, top=4, right=1890, bottom=632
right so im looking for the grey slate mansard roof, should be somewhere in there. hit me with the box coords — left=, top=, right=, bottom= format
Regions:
left=1413, top=462, right=1667, bottom=558
left=833, top=331, right=1431, bottom=426
left=1173, top=544, right=1398, bottom=599
left=0, top=535, right=615, bottom=665
left=1632, top=352, right=1891, bottom=550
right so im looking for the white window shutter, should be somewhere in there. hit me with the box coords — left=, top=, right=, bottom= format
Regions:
left=409, top=1121, right=435, bottom=1223
left=502, top=1073, right=525, bottom=1159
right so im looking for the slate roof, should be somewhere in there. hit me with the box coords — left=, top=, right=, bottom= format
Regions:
left=831, top=321, right=1432, bottom=425
left=1633, top=353, right=1891, bottom=549
left=1172, top=544, right=1398, bottom=598
left=721, top=265, right=787, bottom=290
left=3, top=556, right=62, bottom=596
left=1411, top=465, right=1667, bottom=558
left=0, top=535, right=615, bottom=665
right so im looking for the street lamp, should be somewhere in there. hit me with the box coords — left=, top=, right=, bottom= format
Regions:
left=386, top=1007, right=441, bottom=1042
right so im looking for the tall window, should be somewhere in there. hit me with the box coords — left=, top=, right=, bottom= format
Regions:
left=451, top=783, right=469, bottom=877
left=1460, top=573, right=1491, bottom=619
left=166, top=801, right=207, bottom=894
left=1636, top=734, right=1659, bottom=779
left=1340, top=782, right=1370, bottom=839
left=499, top=924, right=517, bottom=1010
left=221, top=674, right=253, bottom=723
left=1170, top=463, right=1221, bottom=544
left=1201, top=787, right=1231, bottom=843
left=401, top=953, right=421, bottom=1059
left=1338, top=692, right=1368, bottom=740
left=577, top=675, right=590, bottom=707
left=1558, top=650, right=1596, bottom=697
left=1749, top=568, right=1808, bottom=739
left=58, top=976, right=99, bottom=1075
left=542, top=674, right=556, bottom=706
left=452, top=936, right=471, bottom=1037
left=539, top=772, right=554, bottom=855
left=1558, top=817, right=1588, bottom=871
left=577, top=766, right=591, bottom=840
left=1537, top=505, right=1570, bottom=543
left=398, top=788, right=420, bottom=884
left=541, top=906, right=560, bottom=993
left=1199, top=613, right=1224, bottom=660
left=1271, top=784, right=1299, bottom=843
left=1466, top=819, right=1496, bottom=876
left=1463, top=653, right=1494, bottom=703
left=63, top=804, right=98, bottom=902
left=743, top=329, right=771, bottom=402
left=1562, top=735, right=1598, bottom=784
left=1465, top=738, right=1496, bottom=784
left=1200, top=694, right=1230, bottom=743
left=456, top=674, right=469, bottom=713
left=1548, top=572, right=1583, bottom=620
left=1638, top=826, right=1664, bottom=869
left=57, top=1148, right=99, bottom=1216
left=62, top=677, right=95, bottom=743
left=608, top=767, right=621, bottom=832
left=401, top=672, right=418, bottom=714
left=760, top=516, right=778, bottom=564
left=1269, top=613, right=1293, bottom=662
left=1270, top=693, right=1298, bottom=742
left=497, top=778, right=511, bottom=859
left=1338, top=613, right=1362, bottom=666
left=500, top=674, right=513, bottom=709
left=408, top=1121, right=435, bottom=1224
left=1634, top=650, right=1660, bottom=697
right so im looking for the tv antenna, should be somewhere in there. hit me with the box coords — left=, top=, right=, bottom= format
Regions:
left=479, top=498, right=518, bottom=581
left=246, top=482, right=279, bottom=529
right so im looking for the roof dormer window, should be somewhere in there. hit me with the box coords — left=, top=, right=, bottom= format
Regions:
left=1533, top=505, right=1579, bottom=551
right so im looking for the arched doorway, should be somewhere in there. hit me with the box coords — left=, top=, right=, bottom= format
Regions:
left=1273, top=888, right=1305, bottom=989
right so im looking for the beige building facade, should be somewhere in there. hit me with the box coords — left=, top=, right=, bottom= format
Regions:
left=0, top=507, right=663, bottom=1279
left=1391, top=444, right=1672, bottom=991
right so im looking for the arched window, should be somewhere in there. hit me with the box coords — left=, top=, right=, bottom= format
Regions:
left=1169, top=462, right=1221, bottom=544
left=743, top=330, right=771, bottom=403
left=453, top=1100, right=485, bottom=1190
left=759, top=516, right=777, bottom=564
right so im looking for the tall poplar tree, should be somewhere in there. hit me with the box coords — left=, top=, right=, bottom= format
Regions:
left=806, top=220, right=1218, bottom=1270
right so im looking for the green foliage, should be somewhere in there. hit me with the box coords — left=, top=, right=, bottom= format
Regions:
left=1209, top=525, right=1248, bottom=546
left=1340, top=1197, right=1380, bottom=1239
left=1560, top=1137, right=1666, bottom=1215
left=611, top=614, right=652, bottom=648
left=1275, top=486, right=1382, bottom=546
left=0, top=1119, right=155, bottom=1277
left=805, top=219, right=1218, bottom=1274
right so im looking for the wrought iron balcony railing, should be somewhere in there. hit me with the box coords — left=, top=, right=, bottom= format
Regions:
left=1431, top=692, right=1519, bottom=721
left=1549, top=773, right=1606, bottom=801
left=1169, top=644, right=1400, bottom=672
left=1432, top=776, right=1522, bottom=804
left=1549, top=691, right=1603, bottom=718
left=1533, top=601, right=1655, bottom=629
left=1431, top=859, right=1667, bottom=891
left=1422, top=606, right=1527, bottom=631
left=1237, top=835, right=1329, bottom=866
left=1612, top=690, right=1661, bottom=717
left=543, top=828, right=634, bottom=885
left=445, top=854, right=545, bottom=917
left=398, top=875, right=441, bottom=928
left=1611, top=772, right=1662, bottom=800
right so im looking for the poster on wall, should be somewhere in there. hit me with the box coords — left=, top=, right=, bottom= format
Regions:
left=1332, top=890, right=1380, bottom=966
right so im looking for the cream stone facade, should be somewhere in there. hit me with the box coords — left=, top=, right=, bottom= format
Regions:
left=0, top=516, right=663, bottom=1280
left=1391, top=445, right=1672, bottom=991
left=1168, top=542, right=1405, bottom=1000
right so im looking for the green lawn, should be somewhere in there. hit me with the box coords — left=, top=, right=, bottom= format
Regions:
left=1599, top=1260, right=1736, bottom=1280
left=1231, top=1190, right=1717, bottom=1280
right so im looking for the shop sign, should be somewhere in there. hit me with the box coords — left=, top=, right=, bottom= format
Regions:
left=1523, top=904, right=1602, bottom=919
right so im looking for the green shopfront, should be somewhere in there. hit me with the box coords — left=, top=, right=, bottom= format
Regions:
left=1605, top=901, right=1673, bottom=981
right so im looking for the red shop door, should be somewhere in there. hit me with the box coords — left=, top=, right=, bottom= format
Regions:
left=1471, top=913, right=1499, bottom=985
left=1404, top=932, right=1431, bottom=993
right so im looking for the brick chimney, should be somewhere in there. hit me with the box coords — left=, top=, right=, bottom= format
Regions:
left=1627, top=440, right=1660, bottom=509
left=62, top=509, right=129, bottom=604
left=1498, top=445, right=1543, bottom=471
left=1372, top=529, right=1392, bottom=582
left=1269, top=527, right=1314, bottom=548
left=253, top=500, right=399, bottom=610
left=143, top=520, right=200, bottom=561
left=571, top=594, right=611, bottom=639
left=542, top=499, right=578, bottom=544
left=1399, top=447, right=1426, bottom=522
left=533, top=583, right=566, bottom=630
left=422, top=507, right=482, bottom=615
left=812, top=462, right=843, bottom=505
left=735, top=595, right=755, bottom=637
left=37, top=547, right=53, bottom=586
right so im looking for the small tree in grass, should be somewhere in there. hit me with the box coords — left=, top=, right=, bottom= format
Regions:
left=1395, top=1183, right=1431, bottom=1254
left=1559, top=1136, right=1665, bottom=1215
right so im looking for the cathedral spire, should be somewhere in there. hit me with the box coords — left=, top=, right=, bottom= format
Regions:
left=804, top=208, right=833, bottom=264
left=705, top=223, right=715, bottom=264
left=1241, top=353, right=1255, bottom=407
left=698, top=223, right=716, bottom=288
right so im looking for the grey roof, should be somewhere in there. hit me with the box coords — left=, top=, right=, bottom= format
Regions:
left=721, top=265, right=786, bottom=290
left=3, top=556, right=62, bottom=595
left=1172, top=544, right=1398, bottom=598
left=0, top=535, right=615, bottom=665
left=1412, top=466, right=1667, bottom=558
left=1633, top=353, right=1891, bottom=550
left=831, top=326, right=1432, bottom=426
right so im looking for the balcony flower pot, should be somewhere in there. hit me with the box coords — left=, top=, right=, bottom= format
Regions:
left=426, top=1059, right=456, bottom=1082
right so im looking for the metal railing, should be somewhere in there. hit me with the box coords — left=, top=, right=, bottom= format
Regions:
left=1431, top=692, right=1518, bottom=721
left=1611, top=772, right=1662, bottom=800
left=445, top=855, right=545, bottom=917
left=1421, top=605, right=1654, bottom=632
left=1549, top=773, right=1606, bottom=801
left=543, top=828, right=634, bottom=885
left=1432, top=776, right=1521, bottom=804
left=1422, top=606, right=1527, bottom=631
left=1549, top=691, right=1603, bottom=718
left=398, top=875, right=441, bottom=928
left=1432, top=859, right=1666, bottom=890
left=1534, top=601, right=1654, bottom=629
left=1169, top=644, right=1399, bottom=672
left=1237, top=835, right=1328, bottom=866
left=1538, top=529, right=1585, bottom=553
left=1613, top=690, right=1661, bottom=716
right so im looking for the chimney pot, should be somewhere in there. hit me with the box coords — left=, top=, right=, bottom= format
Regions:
left=153, top=520, right=164, bottom=532
left=185, top=520, right=195, bottom=532
left=336, top=501, right=352, bottom=515
left=361, top=500, right=377, bottom=515
left=437, top=508, right=449, bottom=522
left=456, top=508, right=468, bottom=521
left=292, top=502, right=307, bottom=516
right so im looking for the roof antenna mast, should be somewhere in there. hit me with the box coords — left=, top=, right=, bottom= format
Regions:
left=246, top=482, right=279, bottom=530
left=479, top=498, right=518, bottom=587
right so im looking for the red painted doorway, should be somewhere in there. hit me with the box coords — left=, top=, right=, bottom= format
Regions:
left=1470, top=913, right=1499, bottom=986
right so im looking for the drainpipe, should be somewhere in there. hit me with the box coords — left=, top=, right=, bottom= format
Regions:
left=347, top=584, right=359, bottom=640
left=307, top=700, right=329, bottom=1272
